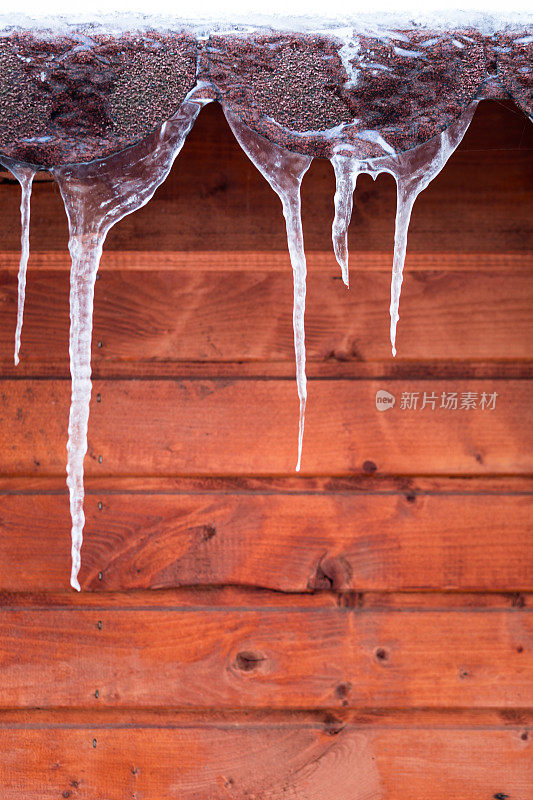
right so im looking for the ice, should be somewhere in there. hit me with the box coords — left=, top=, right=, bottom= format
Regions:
left=329, top=101, right=478, bottom=356
left=0, top=159, right=35, bottom=365
left=381, top=101, right=478, bottom=356
left=0, top=45, right=483, bottom=588
left=53, top=97, right=205, bottom=590
left=222, top=104, right=312, bottom=471
left=331, top=153, right=360, bottom=287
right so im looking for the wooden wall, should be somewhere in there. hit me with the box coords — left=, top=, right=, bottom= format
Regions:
left=0, top=99, right=531, bottom=799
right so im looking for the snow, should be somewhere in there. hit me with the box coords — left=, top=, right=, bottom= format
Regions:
left=1, top=3, right=531, bottom=37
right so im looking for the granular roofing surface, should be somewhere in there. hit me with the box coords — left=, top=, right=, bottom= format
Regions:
left=0, top=20, right=530, bottom=167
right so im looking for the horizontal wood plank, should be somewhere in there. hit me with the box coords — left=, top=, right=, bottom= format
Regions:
left=0, top=92, right=530, bottom=800
left=0, top=269, right=531, bottom=374
left=0, top=607, right=530, bottom=709
left=0, top=724, right=530, bottom=800
left=1, top=102, right=531, bottom=257
left=0, top=493, right=531, bottom=593
left=1, top=251, right=532, bottom=272
left=0, top=379, right=529, bottom=476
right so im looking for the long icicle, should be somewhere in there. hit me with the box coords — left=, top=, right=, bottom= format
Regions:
left=222, top=105, right=312, bottom=471
left=0, top=160, right=36, bottom=365
left=14, top=168, right=35, bottom=365
left=54, top=98, right=205, bottom=590
left=331, top=153, right=360, bottom=288
left=282, top=191, right=308, bottom=472
left=64, top=232, right=101, bottom=591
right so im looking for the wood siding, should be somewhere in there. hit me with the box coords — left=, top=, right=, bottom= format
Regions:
left=0, top=99, right=531, bottom=799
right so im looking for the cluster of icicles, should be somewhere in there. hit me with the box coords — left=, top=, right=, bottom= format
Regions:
left=1, top=91, right=478, bottom=590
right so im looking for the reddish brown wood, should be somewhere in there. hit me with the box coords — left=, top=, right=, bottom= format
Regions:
left=0, top=492, right=530, bottom=592
left=1, top=607, right=530, bottom=709
left=0, top=379, right=529, bottom=476
left=0, top=91, right=530, bottom=800
left=1, top=250, right=531, bottom=272
left=0, top=268, right=531, bottom=373
left=0, top=724, right=530, bottom=800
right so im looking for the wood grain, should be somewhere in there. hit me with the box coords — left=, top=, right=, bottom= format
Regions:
left=0, top=724, right=530, bottom=800
left=0, top=96, right=530, bottom=800
left=0, top=492, right=531, bottom=592
left=1, top=607, right=530, bottom=708
left=0, top=268, right=531, bottom=374
left=0, top=379, right=529, bottom=476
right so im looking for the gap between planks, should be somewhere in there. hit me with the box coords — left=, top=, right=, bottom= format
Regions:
left=0, top=589, right=530, bottom=611
left=0, top=707, right=530, bottom=730
left=1, top=362, right=532, bottom=380
left=0, top=474, right=531, bottom=494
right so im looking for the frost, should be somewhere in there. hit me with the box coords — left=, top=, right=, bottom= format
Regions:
left=53, top=98, right=205, bottom=590
left=0, top=158, right=35, bottom=365
left=223, top=103, right=312, bottom=471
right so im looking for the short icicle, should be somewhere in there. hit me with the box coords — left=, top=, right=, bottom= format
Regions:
left=331, top=153, right=361, bottom=287
left=222, top=105, right=312, bottom=471
left=1, top=159, right=36, bottom=365
left=378, top=101, right=479, bottom=356
left=53, top=98, right=205, bottom=590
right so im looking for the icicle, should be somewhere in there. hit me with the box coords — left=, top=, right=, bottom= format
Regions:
left=222, top=105, right=312, bottom=471
left=328, top=102, right=478, bottom=354
left=388, top=178, right=417, bottom=358
left=53, top=98, right=205, bottom=590
left=13, top=168, right=35, bottom=365
left=331, top=154, right=360, bottom=288
left=371, top=101, right=479, bottom=356
left=0, top=160, right=36, bottom=365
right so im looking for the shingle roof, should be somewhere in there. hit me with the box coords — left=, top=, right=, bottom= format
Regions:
left=0, top=21, right=530, bottom=167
